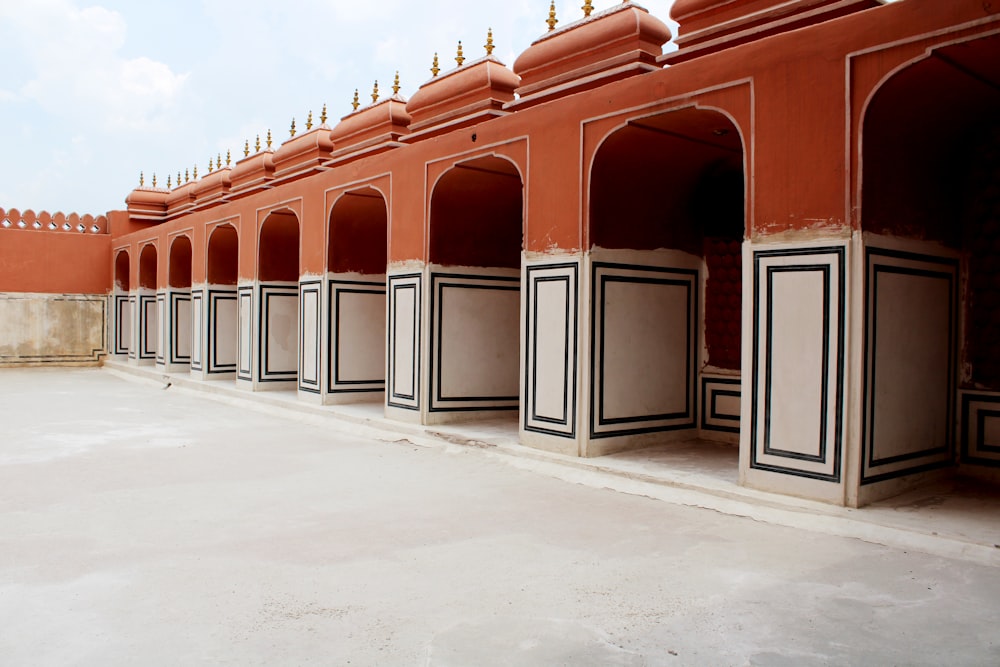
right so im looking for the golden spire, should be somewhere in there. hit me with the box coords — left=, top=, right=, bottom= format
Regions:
left=582, top=0, right=593, bottom=17
left=485, top=28, right=495, bottom=56
left=352, top=89, right=360, bottom=111
left=290, top=118, right=296, bottom=137
left=371, top=80, right=379, bottom=104
left=392, top=71, right=400, bottom=96
left=139, top=171, right=144, bottom=187
left=547, top=1, right=558, bottom=31
left=152, top=173, right=157, bottom=187
left=244, top=139, right=250, bottom=157
left=225, top=150, right=231, bottom=167
left=255, top=134, right=261, bottom=152
left=266, top=129, right=272, bottom=149
left=306, top=110, right=313, bottom=131
left=320, top=103, right=328, bottom=124
left=193, top=164, right=198, bottom=179
left=185, top=168, right=190, bottom=183
left=431, top=52, right=440, bottom=77
left=456, top=40, right=465, bottom=66
left=167, top=175, right=172, bottom=188
left=218, top=152, right=223, bottom=169
left=177, top=171, right=181, bottom=185
left=209, top=157, right=214, bottom=172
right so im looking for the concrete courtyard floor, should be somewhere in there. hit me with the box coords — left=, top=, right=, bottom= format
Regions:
left=1, top=368, right=999, bottom=666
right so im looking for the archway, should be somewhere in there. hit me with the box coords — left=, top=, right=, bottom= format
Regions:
left=164, top=236, right=193, bottom=370
left=859, top=34, right=1000, bottom=490
left=136, top=243, right=158, bottom=364
left=251, top=210, right=300, bottom=388
left=113, top=250, right=131, bottom=356
left=327, top=187, right=388, bottom=402
left=203, top=224, right=239, bottom=377
left=423, top=155, right=523, bottom=421
left=589, top=106, right=745, bottom=458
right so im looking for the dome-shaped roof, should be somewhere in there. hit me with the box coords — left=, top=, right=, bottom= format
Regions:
left=404, top=56, right=518, bottom=141
left=272, top=126, right=335, bottom=179
left=126, top=186, right=169, bottom=219
left=511, top=2, right=670, bottom=109
left=330, top=96, right=411, bottom=159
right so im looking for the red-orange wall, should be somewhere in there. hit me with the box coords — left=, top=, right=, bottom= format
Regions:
left=0, top=230, right=111, bottom=293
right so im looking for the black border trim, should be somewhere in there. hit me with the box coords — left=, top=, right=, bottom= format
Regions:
left=258, top=283, right=299, bottom=383
left=190, top=289, right=204, bottom=371
left=329, top=279, right=386, bottom=394
left=207, top=289, right=238, bottom=374
left=237, top=287, right=253, bottom=380
left=960, top=393, right=1000, bottom=467
left=139, top=294, right=157, bottom=361
left=701, top=376, right=741, bottom=434
left=298, top=281, right=322, bottom=394
left=169, top=291, right=192, bottom=366
left=387, top=273, right=421, bottom=411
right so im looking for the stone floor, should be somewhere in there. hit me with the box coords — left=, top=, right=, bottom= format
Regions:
left=1, top=367, right=999, bottom=665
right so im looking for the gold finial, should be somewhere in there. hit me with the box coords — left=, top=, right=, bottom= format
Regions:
left=306, top=110, right=313, bottom=131
left=352, top=89, right=360, bottom=111
left=209, top=157, right=214, bottom=172
left=431, top=52, right=440, bottom=77
left=255, top=134, right=261, bottom=152
left=193, top=164, right=198, bottom=179
left=547, top=1, right=558, bottom=31
left=320, top=103, right=328, bottom=125
left=152, top=173, right=157, bottom=187
left=217, top=153, right=222, bottom=170
left=485, top=28, right=495, bottom=56
left=226, top=149, right=231, bottom=167
left=266, top=129, right=272, bottom=149
left=177, top=171, right=181, bottom=185
left=371, top=80, right=379, bottom=104
left=167, top=175, right=172, bottom=188
left=185, top=168, right=189, bottom=183
left=582, top=0, right=593, bottom=17
left=139, top=171, right=144, bottom=187
left=456, top=40, right=465, bottom=66
left=392, top=71, right=400, bottom=96
left=244, top=139, right=250, bottom=157
left=290, top=118, right=296, bottom=137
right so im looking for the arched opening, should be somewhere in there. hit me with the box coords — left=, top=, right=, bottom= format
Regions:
left=165, top=236, right=193, bottom=370
left=205, top=224, right=239, bottom=377
left=113, top=250, right=131, bottom=356
left=136, top=243, right=158, bottom=363
left=327, top=187, right=388, bottom=403
left=254, top=211, right=300, bottom=388
left=424, top=155, right=523, bottom=421
left=860, top=34, right=1000, bottom=492
left=589, top=106, right=745, bottom=460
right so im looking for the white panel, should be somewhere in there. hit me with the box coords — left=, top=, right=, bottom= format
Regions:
left=238, top=291, right=253, bottom=377
left=174, top=296, right=191, bottom=361
left=118, top=298, right=132, bottom=354
left=143, top=296, right=158, bottom=360
left=212, top=292, right=238, bottom=370
left=602, top=280, right=688, bottom=420
left=264, top=292, right=298, bottom=377
left=155, top=295, right=166, bottom=363
left=337, top=291, right=386, bottom=383
left=438, top=284, right=519, bottom=401
left=533, top=278, right=569, bottom=422
left=715, top=393, right=740, bottom=416
left=768, top=270, right=824, bottom=457
left=871, top=272, right=950, bottom=461
left=392, top=283, right=417, bottom=399
left=190, top=293, right=203, bottom=368
left=300, top=285, right=320, bottom=388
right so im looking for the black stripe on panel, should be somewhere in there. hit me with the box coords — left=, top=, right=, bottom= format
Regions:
left=387, top=274, right=421, bottom=411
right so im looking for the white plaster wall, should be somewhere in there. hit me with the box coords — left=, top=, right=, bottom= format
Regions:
left=389, top=277, right=419, bottom=406
left=262, top=284, right=298, bottom=382
left=237, top=287, right=253, bottom=382
left=174, top=292, right=192, bottom=362
left=0, top=293, right=106, bottom=366
left=437, top=278, right=519, bottom=401
left=533, top=276, right=570, bottom=422
left=190, top=290, right=203, bottom=371
left=299, top=281, right=321, bottom=393
left=210, top=288, right=239, bottom=373
left=329, top=276, right=386, bottom=399
left=155, top=294, right=166, bottom=365
left=117, top=295, right=131, bottom=356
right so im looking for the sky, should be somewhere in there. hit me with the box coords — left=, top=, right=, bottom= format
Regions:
left=0, top=0, right=677, bottom=215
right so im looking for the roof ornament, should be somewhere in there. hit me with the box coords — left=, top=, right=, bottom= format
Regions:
left=485, top=28, right=495, bottom=56
left=266, top=129, right=273, bottom=149
left=582, top=0, right=593, bottom=17
left=456, top=40, right=465, bottom=66
left=152, top=173, right=157, bottom=187
left=306, top=110, right=313, bottom=131
left=320, top=103, right=328, bottom=124
left=255, top=134, right=261, bottom=153
left=352, top=89, right=360, bottom=111
left=431, top=52, right=440, bottom=77
left=392, top=71, right=401, bottom=96
left=185, top=168, right=190, bottom=183
left=209, top=157, right=214, bottom=173
left=290, top=118, right=296, bottom=137
left=193, top=164, right=198, bottom=180
left=244, top=139, right=250, bottom=157
left=167, top=175, right=172, bottom=188
left=177, top=171, right=182, bottom=185
left=547, top=1, right=558, bottom=31
left=371, top=80, right=380, bottom=104
left=225, top=150, right=231, bottom=167
left=139, top=171, right=144, bottom=187
left=218, top=152, right=224, bottom=169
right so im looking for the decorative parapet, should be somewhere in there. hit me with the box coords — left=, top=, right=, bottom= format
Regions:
left=0, top=207, right=108, bottom=234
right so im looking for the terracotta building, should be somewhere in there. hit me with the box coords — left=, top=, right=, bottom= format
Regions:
left=1, top=0, right=998, bottom=507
